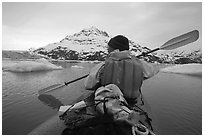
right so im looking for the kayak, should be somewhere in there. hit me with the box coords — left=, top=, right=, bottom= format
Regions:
left=29, top=115, right=66, bottom=135
left=29, top=91, right=154, bottom=135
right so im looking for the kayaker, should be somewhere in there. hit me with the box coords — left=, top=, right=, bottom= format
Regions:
left=84, top=35, right=159, bottom=103
left=58, top=36, right=159, bottom=134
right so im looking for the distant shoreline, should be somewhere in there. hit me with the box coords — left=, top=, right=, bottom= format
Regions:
left=2, top=50, right=102, bottom=63
left=2, top=57, right=102, bottom=64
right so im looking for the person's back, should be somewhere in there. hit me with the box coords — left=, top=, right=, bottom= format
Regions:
left=101, top=50, right=144, bottom=99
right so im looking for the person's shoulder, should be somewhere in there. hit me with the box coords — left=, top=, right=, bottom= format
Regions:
left=129, top=52, right=141, bottom=61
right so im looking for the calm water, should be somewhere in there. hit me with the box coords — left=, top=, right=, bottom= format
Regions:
left=2, top=60, right=202, bottom=135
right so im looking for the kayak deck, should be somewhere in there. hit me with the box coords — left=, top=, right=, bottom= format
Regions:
left=29, top=115, right=66, bottom=135
left=29, top=92, right=154, bottom=135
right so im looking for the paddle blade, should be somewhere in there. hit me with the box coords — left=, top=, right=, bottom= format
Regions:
left=160, top=30, right=199, bottom=50
left=38, top=94, right=64, bottom=109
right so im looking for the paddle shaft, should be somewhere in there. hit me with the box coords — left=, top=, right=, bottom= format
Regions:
left=137, top=48, right=160, bottom=57
left=65, top=74, right=89, bottom=85
left=40, top=74, right=89, bottom=94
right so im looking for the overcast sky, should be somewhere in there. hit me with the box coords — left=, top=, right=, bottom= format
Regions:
left=2, top=2, right=202, bottom=52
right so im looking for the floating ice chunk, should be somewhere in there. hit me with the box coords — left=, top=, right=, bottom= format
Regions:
left=71, top=65, right=84, bottom=69
left=4, top=58, right=62, bottom=72
left=160, top=63, right=202, bottom=75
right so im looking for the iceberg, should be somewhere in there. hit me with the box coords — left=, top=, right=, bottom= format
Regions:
left=160, top=63, right=202, bottom=76
left=71, top=65, right=84, bottom=69
left=4, top=58, right=63, bottom=72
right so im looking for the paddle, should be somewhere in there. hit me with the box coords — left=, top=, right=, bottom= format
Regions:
left=137, top=30, right=199, bottom=57
left=38, top=30, right=199, bottom=95
left=38, top=74, right=89, bottom=95
left=38, top=94, right=64, bottom=110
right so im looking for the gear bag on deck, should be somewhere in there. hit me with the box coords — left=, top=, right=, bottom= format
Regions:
left=59, top=84, right=154, bottom=135
left=101, top=51, right=144, bottom=99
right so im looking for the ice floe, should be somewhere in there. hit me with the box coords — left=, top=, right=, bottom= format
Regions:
left=4, top=58, right=63, bottom=72
left=160, top=63, right=202, bottom=76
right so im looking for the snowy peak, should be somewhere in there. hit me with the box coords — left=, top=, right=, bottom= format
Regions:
left=73, top=26, right=109, bottom=37
left=42, top=26, right=110, bottom=52
left=63, top=26, right=109, bottom=42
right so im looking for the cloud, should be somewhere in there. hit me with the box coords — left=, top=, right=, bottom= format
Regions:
left=2, top=2, right=202, bottom=51
left=2, top=25, right=56, bottom=50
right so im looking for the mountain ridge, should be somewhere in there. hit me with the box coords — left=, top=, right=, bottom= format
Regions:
left=32, top=27, right=202, bottom=64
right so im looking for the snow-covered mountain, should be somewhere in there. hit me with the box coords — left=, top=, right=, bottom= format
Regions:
left=33, top=27, right=153, bottom=61
left=157, top=50, right=202, bottom=64
left=44, top=27, right=109, bottom=52
left=33, top=27, right=201, bottom=64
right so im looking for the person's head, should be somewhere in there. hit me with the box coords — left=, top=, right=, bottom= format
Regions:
left=108, top=35, right=129, bottom=53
